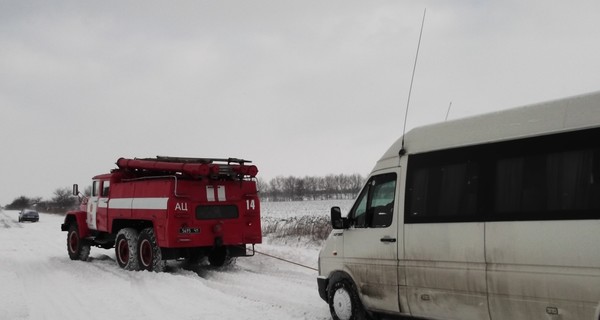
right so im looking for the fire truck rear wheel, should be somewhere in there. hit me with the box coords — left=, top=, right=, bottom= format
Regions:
left=184, top=250, right=204, bottom=265
left=208, top=247, right=235, bottom=267
left=138, top=227, right=165, bottom=272
left=67, top=224, right=90, bottom=261
left=115, top=228, right=139, bottom=271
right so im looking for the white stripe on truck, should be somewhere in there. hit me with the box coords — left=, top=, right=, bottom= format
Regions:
left=109, top=197, right=169, bottom=210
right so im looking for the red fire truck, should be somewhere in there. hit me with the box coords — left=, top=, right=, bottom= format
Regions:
left=61, top=156, right=261, bottom=272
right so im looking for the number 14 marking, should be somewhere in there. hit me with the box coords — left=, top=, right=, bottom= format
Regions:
left=246, top=199, right=256, bottom=210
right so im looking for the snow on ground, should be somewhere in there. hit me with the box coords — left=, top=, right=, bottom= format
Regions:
left=0, top=201, right=352, bottom=320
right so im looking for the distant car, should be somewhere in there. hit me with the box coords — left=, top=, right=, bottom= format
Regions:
left=19, top=209, right=39, bottom=222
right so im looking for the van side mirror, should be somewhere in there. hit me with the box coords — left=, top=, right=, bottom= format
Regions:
left=72, top=184, right=79, bottom=196
left=331, top=206, right=348, bottom=229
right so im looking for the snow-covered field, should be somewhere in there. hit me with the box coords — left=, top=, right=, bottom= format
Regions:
left=261, top=200, right=354, bottom=218
left=0, top=200, right=353, bottom=320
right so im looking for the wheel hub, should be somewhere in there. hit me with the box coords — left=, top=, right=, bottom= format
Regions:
left=68, top=232, right=78, bottom=253
left=140, top=239, right=152, bottom=267
left=333, top=288, right=353, bottom=320
left=117, top=239, right=129, bottom=264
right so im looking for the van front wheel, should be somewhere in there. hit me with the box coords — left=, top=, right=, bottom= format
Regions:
left=328, top=279, right=370, bottom=320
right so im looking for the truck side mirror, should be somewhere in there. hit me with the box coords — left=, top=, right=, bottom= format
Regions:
left=331, top=206, right=348, bottom=229
left=72, top=184, right=79, bottom=196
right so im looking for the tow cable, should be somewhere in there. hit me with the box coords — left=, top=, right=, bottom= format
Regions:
left=241, top=245, right=319, bottom=272
left=254, top=247, right=319, bottom=272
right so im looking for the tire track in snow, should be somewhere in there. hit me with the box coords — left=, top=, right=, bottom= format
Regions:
left=0, top=210, right=23, bottom=229
left=0, top=261, right=29, bottom=319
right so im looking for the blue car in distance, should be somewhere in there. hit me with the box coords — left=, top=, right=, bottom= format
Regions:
left=18, top=209, right=39, bottom=222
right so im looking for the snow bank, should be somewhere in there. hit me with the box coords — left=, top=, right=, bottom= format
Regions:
left=0, top=207, right=337, bottom=320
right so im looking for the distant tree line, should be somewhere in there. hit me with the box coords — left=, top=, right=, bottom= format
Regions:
left=4, top=187, right=78, bottom=213
left=257, top=174, right=365, bottom=201
left=2, top=174, right=364, bottom=211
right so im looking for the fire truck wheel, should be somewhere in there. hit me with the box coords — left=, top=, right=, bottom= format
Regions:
left=67, top=224, right=90, bottom=261
left=138, top=227, right=165, bottom=272
left=184, top=250, right=204, bottom=265
left=115, top=228, right=140, bottom=271
left=208, top=247, right=235, bottom=267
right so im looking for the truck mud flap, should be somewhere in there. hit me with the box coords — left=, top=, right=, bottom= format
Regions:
left=230, top=244, right=255, bottom=257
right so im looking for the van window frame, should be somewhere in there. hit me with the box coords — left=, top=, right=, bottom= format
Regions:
left=405, top=127, right=600, bottom=224
left=347, top=172, right=397, bottom=228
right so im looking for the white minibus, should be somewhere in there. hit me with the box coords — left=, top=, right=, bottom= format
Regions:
left=318, top=91, right=600, bottom=320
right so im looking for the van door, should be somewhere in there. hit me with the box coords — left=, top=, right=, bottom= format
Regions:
left=486, top=220, right=600, bottom=320
left=486, top=147, right=600, bottom=319
left=404, top=222, right=488, bottom=320
left=342, top=172, right=400, bottom=313
left=403, top=156, right=489, bottom=320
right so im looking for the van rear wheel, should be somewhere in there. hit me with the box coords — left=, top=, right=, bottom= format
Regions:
left=328, top=279, right=370, bottom=320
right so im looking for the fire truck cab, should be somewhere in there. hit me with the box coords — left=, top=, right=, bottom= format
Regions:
left=61, top=156, right=261, bottom=272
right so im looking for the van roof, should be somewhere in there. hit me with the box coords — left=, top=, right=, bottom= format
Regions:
left=375, top=90, right=600, bottom=171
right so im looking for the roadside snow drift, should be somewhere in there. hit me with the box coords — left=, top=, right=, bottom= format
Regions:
left=0, top=208, right=334, bottom=320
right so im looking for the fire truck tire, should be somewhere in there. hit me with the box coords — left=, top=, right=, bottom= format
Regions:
left=115, top=228, right=139, bottom=271
left=138, top=227, right=165, bottom=272
left=67, top=224, right=90, bottom=261
left=208, top=247, right=235, bottom=267
left=184, top=250, right=204, bottom=265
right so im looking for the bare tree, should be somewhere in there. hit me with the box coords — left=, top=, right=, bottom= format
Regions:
left=6, top=196, right=32, bottom=210
left=52, top=187, right=76, bottom=210
left=256, top=177, right=270, bottom=198
left=83, top=185, right=92, bottom=197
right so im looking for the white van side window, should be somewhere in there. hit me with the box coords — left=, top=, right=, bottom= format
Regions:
left=348, top=173, right=396, bottom=228
left=405, top=127, right=600, bottom=224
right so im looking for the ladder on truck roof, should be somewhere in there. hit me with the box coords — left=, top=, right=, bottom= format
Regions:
left=149, top=156, right=252, bottom=166
left=117, top=156, right=258, bottom=179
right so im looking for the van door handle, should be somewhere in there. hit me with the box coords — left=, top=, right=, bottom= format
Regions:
left=380, top=237, right=396, bottom=243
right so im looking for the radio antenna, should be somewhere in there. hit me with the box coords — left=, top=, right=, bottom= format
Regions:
left=445, top=101, right=452, bottom=121
left=400, top=8, right=426, bottom=155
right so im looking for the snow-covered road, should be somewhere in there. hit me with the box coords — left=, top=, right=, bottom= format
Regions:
left=0, top=210, right=331, bottom=320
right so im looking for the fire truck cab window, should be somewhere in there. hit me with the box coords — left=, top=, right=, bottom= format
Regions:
left=101, top=181, right=110, bottom=197
left=92, top=181, right=99, bottom=197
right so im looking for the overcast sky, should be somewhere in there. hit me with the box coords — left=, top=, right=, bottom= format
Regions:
left=1, top=0, right=600, bottom=206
